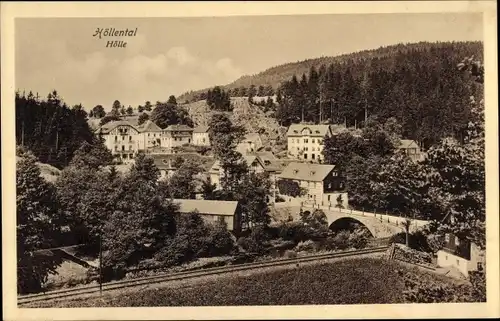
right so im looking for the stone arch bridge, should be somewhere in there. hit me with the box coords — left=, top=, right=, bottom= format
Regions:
left=301, top=205, right=430, bottom=239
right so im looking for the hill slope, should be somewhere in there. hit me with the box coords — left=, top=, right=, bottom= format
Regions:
left=178, top=41, right=483, bottom=103
left=182, top=97, right=285, bottom=140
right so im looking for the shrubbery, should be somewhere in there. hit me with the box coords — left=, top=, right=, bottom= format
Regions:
left=388, top=230, right=433, bottom=252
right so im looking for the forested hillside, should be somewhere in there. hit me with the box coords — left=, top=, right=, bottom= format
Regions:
left=15, top=91, right=96, bottom=168
left=180, top=41, right=483, bottom=148
left=178, top=41, right=482, bottom=103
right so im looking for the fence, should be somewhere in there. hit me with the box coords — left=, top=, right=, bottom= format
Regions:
left=301, top=203, right=429, bottom=232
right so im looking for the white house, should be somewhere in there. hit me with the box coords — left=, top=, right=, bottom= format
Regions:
left=193, top=126, right=210, bottom=146
left=136, top=120, right=163, bottom=151
left=95, top=120, right=140, bottom=163
left=286, top=124, right=337, bottom=162
left=436, top=214, right=485, bottom=277
left=161, top=124, right=194, bottom=151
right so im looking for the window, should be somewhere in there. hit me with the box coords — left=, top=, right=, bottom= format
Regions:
left=304, top=153, right=308, bottom=159
left=122, top=136, right=125, bottom=141
left=312, top=154, right=316, bottom=160
left=115, top=136, right=118, bottom=142
left=318, top=139, right=322, bottom=144
left=148, top=133, right=150, bottom=137
left=312, top=139, right=315, bottom=143
left=202, top=138, right=206, bottom=143
left=332, top=171, right=338, bottom=177
left=456, top=260, right=460, bottom=266
left=291, top=139, right=294, bottom=143
left=445, top=234, right=450, bottom=242
left=455, top=237, right=460, bottom=246
left=304, top=139, right=309, bottom=143
left=328, top=195, right=331, bottom=201
left=129, top=136, right=132, bottom=141
left=129, top=153, right=133, bottom=159
left=305, top=147, right=308, bottom=151
left=312, top=147, right=316, bottom=152
left=122, top=146, right=125, bottom=151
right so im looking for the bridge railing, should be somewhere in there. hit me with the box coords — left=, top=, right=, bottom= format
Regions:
left=301, top=203, right=429, bottom=232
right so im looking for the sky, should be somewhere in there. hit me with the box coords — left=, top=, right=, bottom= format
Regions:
left=16, top=13, right=483, bottom=111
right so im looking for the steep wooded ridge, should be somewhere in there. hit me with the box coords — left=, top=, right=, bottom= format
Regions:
left=178, top=41, right=483, bottom=102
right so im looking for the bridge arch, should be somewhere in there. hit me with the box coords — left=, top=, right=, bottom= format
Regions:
left=329, top=217, right=375, bottom=238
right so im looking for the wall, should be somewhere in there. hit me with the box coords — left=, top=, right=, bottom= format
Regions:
left=193, top=132, right=210, bottom=146
left=287, top=135, right=327, bottom=162
left=437, top=250, right=473, bottom=277
left=322, top=192, right=349, bottom=208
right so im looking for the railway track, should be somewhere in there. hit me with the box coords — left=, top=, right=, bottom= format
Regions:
left=18, top=246, right=389, bottom=305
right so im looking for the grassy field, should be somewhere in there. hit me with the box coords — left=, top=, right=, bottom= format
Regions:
left=25, top=257, right=475, bottom=307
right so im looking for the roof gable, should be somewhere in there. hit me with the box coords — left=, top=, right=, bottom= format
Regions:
left=279, top=162, right=335, bottom=181
left=286, top=124, right=332, bottom=137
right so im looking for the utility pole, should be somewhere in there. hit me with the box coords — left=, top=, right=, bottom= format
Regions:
left=55, top=130, right=59, bottom=152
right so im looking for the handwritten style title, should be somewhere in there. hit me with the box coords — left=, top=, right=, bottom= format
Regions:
left=92, top=28, right=138, bottom=48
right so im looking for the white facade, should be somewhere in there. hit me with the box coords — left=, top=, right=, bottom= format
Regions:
left=97, top=121, right=140, bottom=163
left=286, top=124, right=335, bottom=162
left=193, top=126, right=210, bottom=146
left=437, top=243, right=483, bottom=278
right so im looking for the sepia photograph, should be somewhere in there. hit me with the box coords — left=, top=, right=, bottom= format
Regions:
left=2, top=1, right=499, bottom=320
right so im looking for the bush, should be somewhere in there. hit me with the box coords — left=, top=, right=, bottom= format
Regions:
left=237, top=226, right=270, bottom=254
left=295, top=240, right=318, bottom=253
left=389, top=231, right=433, bottom=252
left=391, top=243, right=433, bottom=265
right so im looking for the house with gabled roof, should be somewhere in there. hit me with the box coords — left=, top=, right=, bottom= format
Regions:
left=278, top=162, right=348, bottom=208
left=172, top=199, right=242, bottom=233
left=398, top=139, right=422, bottom=162
left=436, top=213, right=485, bottom=278
left=193, top=126, right=210, bottom=146
left=161, top=124, right=194, bottom=151
left=136, top=120, right=163, bottom=150
left=95, top=120, right=140, bottom=163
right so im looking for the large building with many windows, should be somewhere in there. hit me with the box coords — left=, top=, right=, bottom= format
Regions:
left=286, top=124, right=339, bottom=162
left=95, top=120, right=140, bottom=163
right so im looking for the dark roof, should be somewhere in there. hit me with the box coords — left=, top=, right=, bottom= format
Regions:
left=279, top=162, right=335, bottom=182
